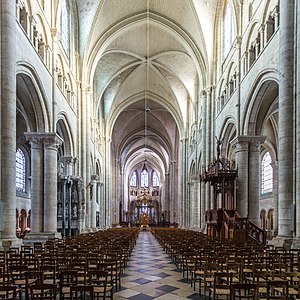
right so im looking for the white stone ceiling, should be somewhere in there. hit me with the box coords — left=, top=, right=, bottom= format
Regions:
left=75, top=0, right=220, bottom=177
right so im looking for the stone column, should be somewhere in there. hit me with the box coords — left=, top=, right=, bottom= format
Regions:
left=85, top=87, right=92, bottom=230
left=24, top=134, right=44, bottom=233
left=165, top=172, right=170, bottom=222
left=43, top=134, right=63, bottom=233
left=205, top=89, right=212, bottom=210
left=233, top=137, right=249, bottom=217
left=196, top=179, right=201, bottom=229
left=277, top=0, right=295, bottom=239
left=180, top=139, right=188, bottom=227
left=60, top=156, right=76, bottom=176
left=200, top=91, right=207, bottom=228
left=191, top=177, right=200, bottom=229
left=0, top=0, right=19, bottom=245
left=248, top=137, right=265, bottom=225
left=99, top=182, right=105, bottom=229
left=90, top=175, right=99, bottom=230
left=200, top=181, right=206, bottom=230
left=294, top=0, right=300, bottom=247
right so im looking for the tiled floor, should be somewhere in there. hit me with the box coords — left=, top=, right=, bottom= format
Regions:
left=115, top=230, right=204, bottom=299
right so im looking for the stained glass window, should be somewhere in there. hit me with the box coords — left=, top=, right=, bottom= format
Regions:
left=153, top=171, right=159, bottom=187
left=141, top=169, right=148, bottom=188
left=261, top=152, right=273, bottom=194
left=16, top=149, right=26, bottom=193
left=224, top=1, right=235, bottom=58
left=130, top=171, right=137, bottom=187
left=60, top=0, right=70, bottom=54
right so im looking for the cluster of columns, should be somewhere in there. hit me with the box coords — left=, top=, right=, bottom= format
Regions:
left=25, top=133, right=63, bottom=236
left=232, top=136, right=266, bottom=226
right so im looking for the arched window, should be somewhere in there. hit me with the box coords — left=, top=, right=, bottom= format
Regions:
left=153, top=171, right=159, bottom=187
left=141, top=169, right=149, bottom=188
left=261, top=152, right=273, bottom=194
left=60, top=0, right=70, bottom=54
left=16, top=148, right=26, bottom=193
left=223, top=0, right=235, bottom=58
left=130, top=171, right=137, bottom=187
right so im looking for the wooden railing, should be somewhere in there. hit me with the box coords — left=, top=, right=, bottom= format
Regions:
left=206, top=209, right=266, bottom=244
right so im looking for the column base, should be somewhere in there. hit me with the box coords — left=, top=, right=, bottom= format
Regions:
left=23, top=232, right=62, bottom=245
left=268, top=236, right=293, bottom=250
left=0, top=238, right=23, bottom=251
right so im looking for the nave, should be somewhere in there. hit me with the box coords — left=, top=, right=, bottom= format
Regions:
left=115, top=231, right=201, bottom=300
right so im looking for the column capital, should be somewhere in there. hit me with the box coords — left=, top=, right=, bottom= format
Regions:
left=231, top=135, right=266, bottom=149
left=25, top=133, right=44, bottom=149
left=60, top=156, right=77, bottom=165
left=44, top=134, right=63, bottom=150
left=25, top=132, right=63, bottom=150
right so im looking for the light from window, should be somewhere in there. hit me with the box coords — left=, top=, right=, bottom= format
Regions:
left=16, top=149, right=26, bottom=193
left=130, top=171, right=137, bottom=187
left=141, top=169, right=148, bottom=188
left=153, top=171, right=159, bottom=186
left=261, top=152, right=273, bottom=194
left=223, top=1, right=235, bottom=58
left=60, top=0, right=70, bottom=54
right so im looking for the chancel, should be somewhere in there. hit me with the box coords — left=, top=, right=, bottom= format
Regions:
left=0, top=0, right=300, bottom=299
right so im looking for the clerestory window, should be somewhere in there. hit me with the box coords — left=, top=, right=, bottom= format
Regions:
left=141, top=169, right=148, bottom=188
left=60, top=0, right=70, bottom=55
left=223, top=0, right=236, bottom=58
left=153, top=171, right=159, bottom=187
left=130, top=171, right=137, bottom=187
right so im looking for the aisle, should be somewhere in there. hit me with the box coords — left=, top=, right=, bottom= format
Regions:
left=114, top=230, right=202, bottom=300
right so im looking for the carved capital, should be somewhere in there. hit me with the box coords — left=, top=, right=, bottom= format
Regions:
left=43, top=134, right=63, bottom=150
left=24, top=133, right=43, bottom=149
left=60, top=156, right=76, bottom=166
left=231, top=136, right=266, bottom=153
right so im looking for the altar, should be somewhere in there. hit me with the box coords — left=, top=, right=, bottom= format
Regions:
left=129, top=188, right=158, bottom=226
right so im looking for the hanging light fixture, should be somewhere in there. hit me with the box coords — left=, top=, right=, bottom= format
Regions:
left=143, top=0, right=150, bottom=169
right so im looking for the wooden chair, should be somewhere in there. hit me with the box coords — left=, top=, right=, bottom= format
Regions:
left=191, top=256, right=205, bottom=293
left=70, top=285, right=93, bottom=300
left=203, top=262, right=219, bottom=298
left=182, top=251, right=197, bottom=281
left=230, top=283, right=258, bottom=300
left=0, top=285, right=22, bottom=299
left=40, top=265, right=57, bottom=285
left=210, top=272, right=232, bottom=300
left=59, top=270, right=78, bottom=300
left=29, top=283, right=57, bottom=300
left=88, top=270, right=113, bottom=300
left=254, top=270, right=273, bottom=298
left=8, top=265, right=28, bottom=300
left=24, top=271, right=44, bottom=300
left=287, top=271, right=300, bottom=299
left=266, top=280, right=288, bottom=300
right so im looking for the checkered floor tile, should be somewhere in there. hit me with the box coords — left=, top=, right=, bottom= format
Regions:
left=115, top=231, right=205, bottom=299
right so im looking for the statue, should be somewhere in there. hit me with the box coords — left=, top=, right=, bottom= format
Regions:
left=215, top=136, right=222, bottom=159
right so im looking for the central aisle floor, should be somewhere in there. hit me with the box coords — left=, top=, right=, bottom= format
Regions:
left=114, top=230, right=203, bottom=300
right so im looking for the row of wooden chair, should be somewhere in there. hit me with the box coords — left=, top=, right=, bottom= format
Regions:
left=153, top=228, right=300, bottom=299
left=0, top=227, right=140, bottom=299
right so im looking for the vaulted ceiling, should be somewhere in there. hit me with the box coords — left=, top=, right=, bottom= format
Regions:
left=75, top=0, right=220, bottom=178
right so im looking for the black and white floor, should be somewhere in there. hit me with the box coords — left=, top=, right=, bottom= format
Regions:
left=115, top=230, right=204, bottom=300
